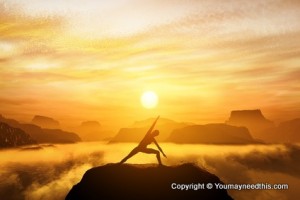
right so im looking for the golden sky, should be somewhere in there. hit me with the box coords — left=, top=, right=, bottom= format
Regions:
left=1, top=0, right=300, bottom=130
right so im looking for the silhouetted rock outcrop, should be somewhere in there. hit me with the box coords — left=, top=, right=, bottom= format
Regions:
left=262, top=118, right=300, bottom=143
left=110, top=118, right=191, bottom=143
left=0, top=115, right=81, bottom=144
left=226, top=109, right=274, bottom=139
left=31, top=126, right=81, bottom=143
left=166, top=124, right=258, bottom=144
left=66, top=163, right=233, bottom=200
left=0, top=122, right=36, bottom=148
left=32, top=115, right=60, bottom=129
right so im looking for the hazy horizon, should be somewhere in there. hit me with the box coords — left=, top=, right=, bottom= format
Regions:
left=0, top=109, right=289, bottom=133
left=1, top=0, right=300, bottom=130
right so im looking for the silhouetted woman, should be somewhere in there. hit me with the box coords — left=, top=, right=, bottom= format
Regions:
left=120, top=116, right=167, bottom=165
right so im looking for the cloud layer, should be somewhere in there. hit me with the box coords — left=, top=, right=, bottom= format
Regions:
left=0, top=142, right=299, bottom=200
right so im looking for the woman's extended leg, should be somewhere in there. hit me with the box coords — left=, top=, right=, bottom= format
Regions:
left=120, top=147, right=140, bottom=164
left=141, top=148, right=162, bottom=165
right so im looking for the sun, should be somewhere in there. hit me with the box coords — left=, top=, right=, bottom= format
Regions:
left=141, top=91, right=158, bottom=109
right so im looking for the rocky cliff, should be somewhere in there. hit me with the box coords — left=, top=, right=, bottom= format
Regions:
left=226, top=109, right=274, bottom=139
left=66, top=163, right=233, bottom=200
left=0, top=122, right=36, bottom=148
left=0, top=115, right=81, bottom=144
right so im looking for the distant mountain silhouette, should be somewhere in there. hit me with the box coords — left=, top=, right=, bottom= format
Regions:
left=81, top=121, right=101, bottom=127
left=110, top=118, right=191, bottom=143
left=65, top=163, right=233, bottom=200
left=32, top=115, right=60, bottom=129
left=0, top=115, right=81, bottom=144
left=166, top=123, right=259, bottom=144
left=71, top=121, right=113, bottom=141
left=226, top=109, right=274, bottom=140
left=0, top=122, right=36, bottom=148
left=262, top=118, right=300, bottom=143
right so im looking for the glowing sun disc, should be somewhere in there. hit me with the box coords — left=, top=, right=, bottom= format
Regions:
left=141, top=91, right=158, bottom=109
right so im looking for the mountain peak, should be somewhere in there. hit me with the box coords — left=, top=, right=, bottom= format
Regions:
left=226, top=109, right=274, bottom=140
left=32, top=115, right=60, bottom=129
left=228, top=109, right=269, bottom=122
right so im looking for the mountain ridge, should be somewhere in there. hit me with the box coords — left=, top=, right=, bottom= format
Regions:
left=0, top=115, right=81, bottom=144
left=0, top=122, right=36, bottom=148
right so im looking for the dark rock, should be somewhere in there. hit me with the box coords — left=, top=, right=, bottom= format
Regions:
left=166, top=123, right=259, bottom=144
left=65, top=163, right=233, bottom=200
left=0, top=122, right=36, bottom=148
left=0, top=115, right=81, bottom=144
left=19, top=123, right=81, bottom=143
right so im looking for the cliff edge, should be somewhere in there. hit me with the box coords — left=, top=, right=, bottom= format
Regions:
left=66, top=163, right=233, bottom=200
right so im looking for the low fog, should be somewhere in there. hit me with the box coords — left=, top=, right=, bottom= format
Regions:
left=0, top=143, right=299, bottom=200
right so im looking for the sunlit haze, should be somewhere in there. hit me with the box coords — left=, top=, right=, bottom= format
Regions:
left=0, top=0, right=300, bottom=130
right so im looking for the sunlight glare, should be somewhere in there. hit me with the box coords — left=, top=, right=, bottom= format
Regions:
left=141, top=91, right=158, bottom=109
